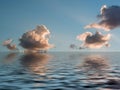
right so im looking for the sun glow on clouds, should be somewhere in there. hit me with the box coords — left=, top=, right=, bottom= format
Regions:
left=73, top=5, right=120, bottom=50
left=3, top=39, right=17, bottom=50
left=77, top=31, right=111, bottom=49
left=2, top=4, right=120, bottom=51
left=19, top=25, right=54, bottom=52
left=85, top=5, right=120, bottom=31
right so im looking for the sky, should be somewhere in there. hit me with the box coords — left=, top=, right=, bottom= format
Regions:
left=1, top=0, right=120, bottom=52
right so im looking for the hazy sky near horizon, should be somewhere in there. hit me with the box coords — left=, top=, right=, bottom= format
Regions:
left=1, top=0, right=120, bottom=51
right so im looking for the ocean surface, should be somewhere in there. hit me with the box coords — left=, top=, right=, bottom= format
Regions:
left=0, top=52, right=120, bottom=90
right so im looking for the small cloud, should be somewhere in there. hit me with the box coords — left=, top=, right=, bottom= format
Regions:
left=19, top=25, right=54, bottom=51
left=85, top=5, right=120, bottom=31
left=76, top=31, right=111, bottom=49
left=3, top=39, right=17, bottom=50
left=70, top=44, right=77, bottom=49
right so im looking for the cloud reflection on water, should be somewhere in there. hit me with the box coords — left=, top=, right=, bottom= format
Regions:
left=78, top=54, right=111, bottom=85
left=20, top=52, right=52, bottom=75
left=79, top=54, right=120, bottom=89
left=81, top=55, right=110, bottom=75
left=2, top=52, right=18, bottom=64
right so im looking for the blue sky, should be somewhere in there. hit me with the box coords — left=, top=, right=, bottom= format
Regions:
left=1, top=0, right=120, bottom=51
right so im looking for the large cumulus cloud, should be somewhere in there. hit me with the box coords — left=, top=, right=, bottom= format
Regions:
left=3, top=39, right=17, bottom=50
left=19, top=25, right=54, bottom=51
left=85, top=5, right=120, bottom=31
left=77, top=31, right=111, bottom=49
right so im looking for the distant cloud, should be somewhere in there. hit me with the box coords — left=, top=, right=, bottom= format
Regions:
left=19, top=25, right=54, bottom=51
left=85, top=5, right=120, bottom=31
left=77, top=31, right=111, bottom=49
left=3, top=39, right=17, bottom=50
left=70, top=44, right=77, bottom=49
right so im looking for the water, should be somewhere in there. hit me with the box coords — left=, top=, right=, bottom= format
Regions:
left=0, top=52, right=120, bottom=90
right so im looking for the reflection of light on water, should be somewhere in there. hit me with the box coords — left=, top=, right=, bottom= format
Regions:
left=5, top=53, right=17, bottom=60
left=81, top=55, right=110, bottom=74
left=3, top=52, right=18, bottom=64
left=20, top=53, right=52, bottom=75
left=79, top=54, right=111, bottom=84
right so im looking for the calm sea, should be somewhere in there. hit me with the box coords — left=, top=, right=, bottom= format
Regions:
left=0, top=52, right=120, bottom=90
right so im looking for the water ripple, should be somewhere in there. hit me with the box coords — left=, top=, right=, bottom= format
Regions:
left=0, top=52, right=119, bottom=89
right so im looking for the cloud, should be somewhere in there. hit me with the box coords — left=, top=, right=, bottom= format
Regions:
left=3, top=39, right=17, bottom=50
left=85, top=5, right=120, bottom=31
left=70, top=44, right=77, bottom=49
left=77, top=31, right=111, bottom=49
left=19, top=25, right=54, bottom=51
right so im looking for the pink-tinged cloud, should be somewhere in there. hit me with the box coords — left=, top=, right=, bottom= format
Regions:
left=19, top=25, right=54, bottom=51
left=85, top=5, right=120, bottom=31
left=77, top=31, right=111, bottom=49
left=3, top=39, right=17, bottom=50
